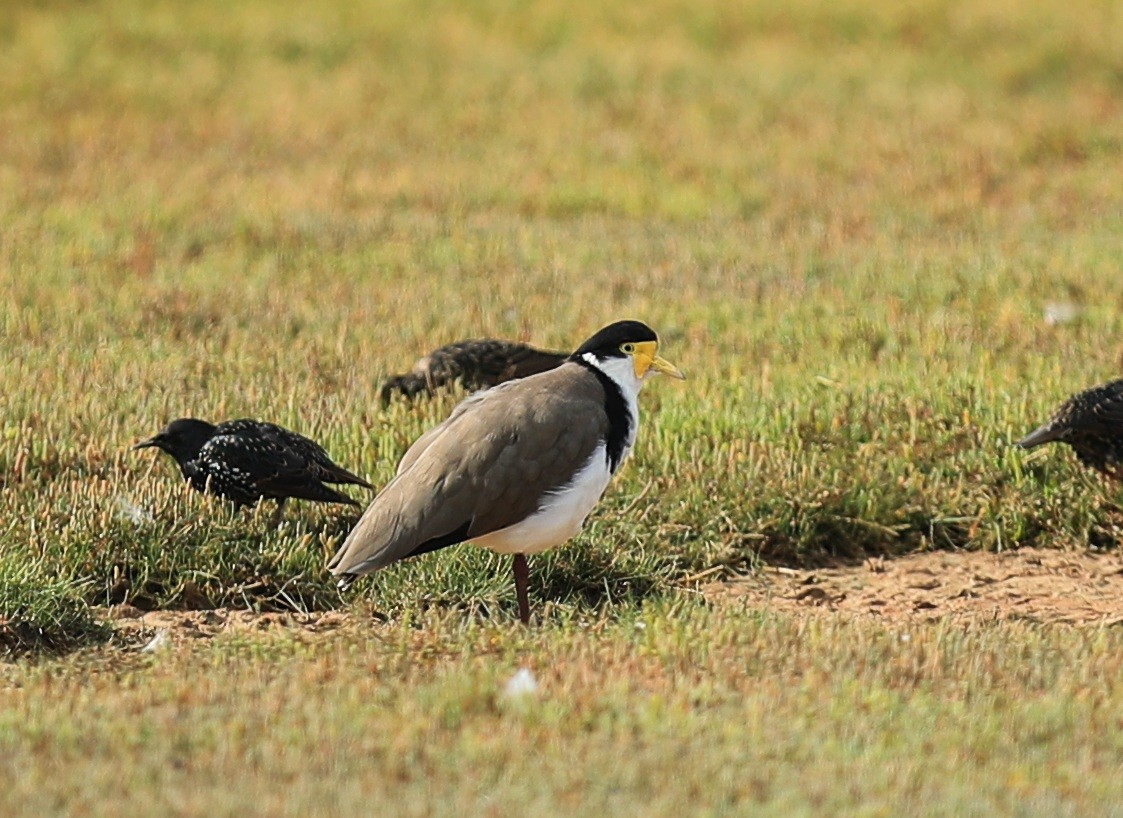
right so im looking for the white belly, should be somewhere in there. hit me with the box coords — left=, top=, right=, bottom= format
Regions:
left=469, top=445, right=613, bottom=555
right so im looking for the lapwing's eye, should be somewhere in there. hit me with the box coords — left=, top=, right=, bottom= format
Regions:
left=621, top=343, right=636, bottom=354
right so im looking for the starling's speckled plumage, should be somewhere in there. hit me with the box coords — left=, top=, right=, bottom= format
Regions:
left=380, top=339, right=567, bottom=404
left=1016, top=379, right=1123, bottom=479
left=134, top=418, right=372, bottom=519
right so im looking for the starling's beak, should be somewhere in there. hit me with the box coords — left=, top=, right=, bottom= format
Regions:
left=632, top=341, right=686, bottom=380
left=1015, top=424, right=1059, bottom=450
left=132, top=437, right=158, bottom=451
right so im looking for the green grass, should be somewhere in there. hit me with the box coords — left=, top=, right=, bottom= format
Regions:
left=0, top=558, right=107, bottom=653
left=1, top=0, right=1123, bottom=810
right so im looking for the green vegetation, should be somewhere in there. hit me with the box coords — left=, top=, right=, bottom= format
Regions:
left=0, top=559, right=106, bottom=653
left=2, top=0, right=1121, bottom=625
left=1, top=0, right=1122, bottom=810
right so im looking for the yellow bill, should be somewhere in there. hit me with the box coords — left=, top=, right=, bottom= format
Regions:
left=632, top=340, right=686, bottom=380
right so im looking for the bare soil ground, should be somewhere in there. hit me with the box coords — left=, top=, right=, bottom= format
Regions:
left=104, top=605, right=354, bottom=648
left=97, top=547, right=1123, bottom=650
left=709, top=548, right=1123, bottom=626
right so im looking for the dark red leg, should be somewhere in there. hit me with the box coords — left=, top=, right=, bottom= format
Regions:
left=513, top=553, right=530, bottom=625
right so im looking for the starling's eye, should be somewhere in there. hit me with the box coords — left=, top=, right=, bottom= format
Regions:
left=620, top=343, right=636, bottom=354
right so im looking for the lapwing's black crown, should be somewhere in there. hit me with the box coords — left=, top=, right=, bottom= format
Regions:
left=571, top=320, right=658, bottom=360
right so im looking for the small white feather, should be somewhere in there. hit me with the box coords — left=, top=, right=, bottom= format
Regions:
left=141, top=629, right=170, bottom=653
left=114, top=495, right=155, bottom=526
left=502, top=667, right=539, bottom=699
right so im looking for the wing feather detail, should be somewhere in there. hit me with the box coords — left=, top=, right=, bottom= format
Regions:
left=329, top=364, right=607, bottom=577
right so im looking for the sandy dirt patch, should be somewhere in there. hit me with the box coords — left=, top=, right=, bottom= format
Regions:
left=96, top=547, right=1123, bottom=648
left=103, top=605, right=355, bottom=647
left=709, top=547, right=1123, bottom=625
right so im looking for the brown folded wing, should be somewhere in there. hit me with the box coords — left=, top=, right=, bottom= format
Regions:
left=329, top=363, right=607, bottom=577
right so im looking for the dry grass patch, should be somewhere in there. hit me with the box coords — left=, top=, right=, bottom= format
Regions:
left=4, top=605, right=1123, bottom=815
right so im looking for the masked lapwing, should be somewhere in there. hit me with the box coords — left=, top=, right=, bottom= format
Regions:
left=1017, top=379, right=1123, bottom=480
left=380, top=338, right=568, bottom=404
left=134, top=418, right=372, bottom=525
left=329, top=320, right=684, bottom=623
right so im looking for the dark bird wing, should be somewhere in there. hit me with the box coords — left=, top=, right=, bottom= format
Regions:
left=380, top=339, right=568, bottom=403
left=259, top=424, right=373, bottom=488
left=330, top=363, right=608, bottom=578
left=493, top=343, right=570, bottom=381
left=205, top=421, right=367, bottom=505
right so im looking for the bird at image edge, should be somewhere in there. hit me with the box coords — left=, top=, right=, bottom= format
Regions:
left=328, top=320, right=685, bottom=624
left=1016, top=378, right=1123, bottom=480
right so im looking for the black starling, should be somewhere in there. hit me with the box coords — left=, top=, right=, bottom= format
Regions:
left=1016, top=379, right=1123, bottom=479
left=134, top=418, right=372, bottom=523
left=380, top=339, right=567, bottom=404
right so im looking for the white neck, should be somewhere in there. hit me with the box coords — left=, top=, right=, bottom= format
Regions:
left=582, top=352, right=643, bottom=454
